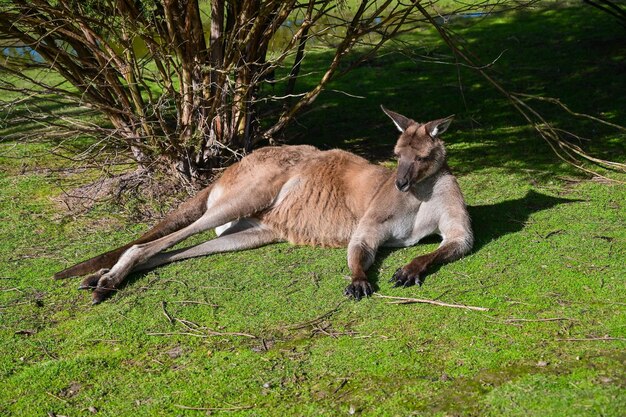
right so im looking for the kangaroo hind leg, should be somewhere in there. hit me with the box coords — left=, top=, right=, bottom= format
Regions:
left=132, top=222, right=280, bottom=272
left=85, top=182, right=285, bottom=304
left=81, top=225, right=280, bottom=299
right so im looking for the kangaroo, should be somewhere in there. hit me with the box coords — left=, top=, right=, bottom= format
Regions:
left=54, top=106, right=473, bottom=304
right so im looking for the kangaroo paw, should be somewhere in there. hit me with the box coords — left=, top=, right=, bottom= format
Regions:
left=390, top=266, right=423, bottom=288
left=78, top=269, right=110, bottom=290
left=344, top=279, right=373, bottom=301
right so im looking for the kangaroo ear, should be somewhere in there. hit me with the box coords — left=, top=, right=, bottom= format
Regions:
left=426, top=116, right=454, bottom=138
left=380, top=105, right=415, bottom=133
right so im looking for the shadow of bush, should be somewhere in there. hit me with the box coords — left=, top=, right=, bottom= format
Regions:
left=279, top=5, right=625, bottom=176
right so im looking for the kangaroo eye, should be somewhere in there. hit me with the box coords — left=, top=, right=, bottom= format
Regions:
left=415, top=156, right=424, bottom=162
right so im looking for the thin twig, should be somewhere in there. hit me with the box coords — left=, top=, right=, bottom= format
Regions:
left=557, top=336, right=625, bottom=342
left=148, top=330, right=257, bottom=339
left=170, top=300, right=219, bottom=307
left=46, top=392, right=68, bottom=403
left=502, top=317, right=575, bottom=323
left=374, top=293, right=489, bottom=311
left=157, top=300, right=255, bottom=338
left=161, top=301, right=174, bottom=325
left=327, top=89, right=366, bottom=99
left=175, top=318, right=201, bottom=331
left=147, top=332, right=207, bottom=338
left=174, top=404, right=254, bottom=412
left=0, top=287, right=24, bottom=292
left=516, top=93, right=626, bottom=134
left=279, top=301, right=346, bottom=330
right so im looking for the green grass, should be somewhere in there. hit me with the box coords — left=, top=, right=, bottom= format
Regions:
left=1, top=4, right=625, bottom=417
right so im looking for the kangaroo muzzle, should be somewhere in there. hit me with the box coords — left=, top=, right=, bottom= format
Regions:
left=395, top=161, right=413, bottom=192
left=395, top=177, right=410, bottom=192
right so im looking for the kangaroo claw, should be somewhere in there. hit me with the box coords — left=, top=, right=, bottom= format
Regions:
left=91, top=272, right=117, bottom=304
left=344, top=280, right=373, bottom=301
left=78, top=269, right=110, bottom=290
left=76, top=269, right=117, bottom=304
left=390, top=267, right=422, bottom=288
left=91, top=287, right=114, bottom=305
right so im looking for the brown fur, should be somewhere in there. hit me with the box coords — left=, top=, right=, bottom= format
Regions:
left=56, top=107, right=473, bottom=304
left=259, top=150, right=389, bottom=247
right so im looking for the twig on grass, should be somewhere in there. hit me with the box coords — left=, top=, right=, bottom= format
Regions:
left=374, top=293, right=489, bottom=311
left=37, top=341, right=59, bottom=360
left=504, top=317, right=576, bottom=323
left=148, top=330, right=257, bottom=339
left=158, top=279, right=189, bottom=289
left=502, top=317, right=574, bottom=323
left=279, top=301, right=346, bottom=330
left=557, top=335, right=626, bottom=342
left=1, top=287, right=24, bottom=292
left=156, top=300, right=256, bottom=338
left=487, top=317, right=576, bottom=327
left=161, top=301, right=174, bottom=325
left=147, top=332, right=206, bottom=338
left=352, top=333, right=396, bottom=340
left=46, top=392, right=68, bottom=403
left=174, top=404, right=254, bottom=412
left=175, top=318, right=201, bottom=331
left=170, top=300, right=219, bottom=307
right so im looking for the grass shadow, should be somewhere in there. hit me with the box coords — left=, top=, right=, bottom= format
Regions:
left=468, top=190, right=582, bottom=252
left=277, top=5, right=626, bottom=177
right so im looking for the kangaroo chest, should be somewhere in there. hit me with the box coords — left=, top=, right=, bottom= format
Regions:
left=381, top=200, right=439, bottom=248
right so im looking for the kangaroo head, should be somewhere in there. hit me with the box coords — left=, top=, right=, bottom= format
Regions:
left=381, top=105, right=452, bottom=192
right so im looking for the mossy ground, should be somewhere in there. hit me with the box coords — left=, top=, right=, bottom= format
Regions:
left=1, top=4, right=625, bottom=416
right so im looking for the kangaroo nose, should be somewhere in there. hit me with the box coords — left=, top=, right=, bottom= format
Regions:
left=395, top=178, right=410, bottom=192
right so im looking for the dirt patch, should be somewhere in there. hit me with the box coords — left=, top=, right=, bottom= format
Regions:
left=59, top=381, right=82, bottom=398
left=53, top=169, right=197, bottom=221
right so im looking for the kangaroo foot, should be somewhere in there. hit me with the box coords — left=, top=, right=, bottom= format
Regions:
left=78, top=269, right=118, bottom=304
left=91, top=280, right=116, bottom=305
left=344, top=279, right=373, bottom=301
left=390, top=266, right=424, bottom=288
left=78, top=269, right=110, bottom=290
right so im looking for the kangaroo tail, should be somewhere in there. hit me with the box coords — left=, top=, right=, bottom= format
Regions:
left=53, top=185, right=213, bottom=279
